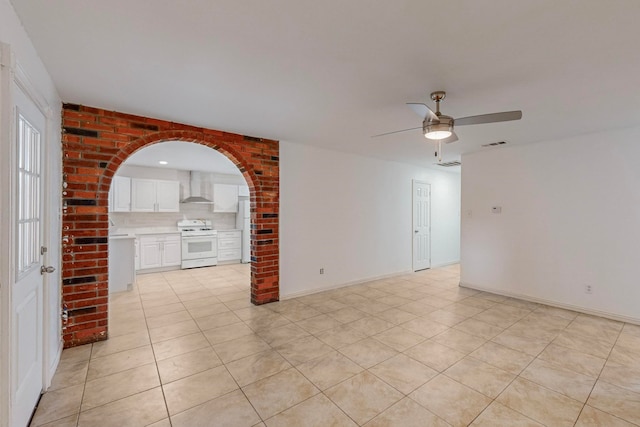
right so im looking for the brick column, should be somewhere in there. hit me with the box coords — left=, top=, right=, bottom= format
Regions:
left=61, top=104, right=279, bottom=347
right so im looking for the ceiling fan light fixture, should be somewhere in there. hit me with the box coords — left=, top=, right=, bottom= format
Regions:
left=424, top=122, right=452, bottom=140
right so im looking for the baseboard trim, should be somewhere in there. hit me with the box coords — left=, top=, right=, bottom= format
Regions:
left=459, top=282, right=640, bottom=326
left=281, top=270, right=413, bottom=300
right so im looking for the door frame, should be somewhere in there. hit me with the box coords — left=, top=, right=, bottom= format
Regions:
left=0, top=43, right=59, bottom=427
left=412, top=179, right=431, bottom=271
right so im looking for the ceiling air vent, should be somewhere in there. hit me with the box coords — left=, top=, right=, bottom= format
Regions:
left=481, top=141, right=507, bottom=147
left=436, top=161, right=461, bottom=167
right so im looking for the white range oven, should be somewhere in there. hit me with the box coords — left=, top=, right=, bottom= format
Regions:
left=178, top=219, right=217, bottom=269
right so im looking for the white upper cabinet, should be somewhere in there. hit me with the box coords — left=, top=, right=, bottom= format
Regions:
left=109, top=176, right=131, bottom=212
left=131, top=178, right=180, bottom=212
left=213, top=183, right=239, bottom=213
left=156, top=180, right=180, bottom=212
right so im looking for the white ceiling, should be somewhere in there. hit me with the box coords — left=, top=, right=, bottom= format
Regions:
left=10, top=0, right=640, bottom=168
left=125, top=141, right=242, bottom=175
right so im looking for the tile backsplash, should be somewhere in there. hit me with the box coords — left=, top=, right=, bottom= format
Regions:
left=111, top=203, right=237, bottom=230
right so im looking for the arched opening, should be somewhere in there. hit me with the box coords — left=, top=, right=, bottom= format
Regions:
left=61, top=105, right=279, bottom=347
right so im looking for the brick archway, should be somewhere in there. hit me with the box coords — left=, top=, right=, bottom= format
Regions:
left=61, top=104, right=279, bottom=347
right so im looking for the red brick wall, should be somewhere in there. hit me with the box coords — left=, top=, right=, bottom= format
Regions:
left=61, top=104, right=279, bottom=347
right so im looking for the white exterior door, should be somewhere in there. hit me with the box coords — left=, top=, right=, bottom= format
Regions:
left=412, top=180, right=431, bottom=271
left=12, top=82, right=46, bottom=427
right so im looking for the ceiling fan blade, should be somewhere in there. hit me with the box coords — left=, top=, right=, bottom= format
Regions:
left=371, top=126, right=422, bottom=138
left=443, top=132, right=458, bottom=144
left=455, top=110, right=522, bottom=126
left=407, top=103, right=439, bottom=122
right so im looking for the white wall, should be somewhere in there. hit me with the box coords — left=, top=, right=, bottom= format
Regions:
left=1, top=0, right=62, bottom=424
left=280, top=141, right=461, bottom=298
left=461, top=126, right=640, bottom=322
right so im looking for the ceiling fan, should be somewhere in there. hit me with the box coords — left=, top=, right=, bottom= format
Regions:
left=373, top=91, right=522, bottom=162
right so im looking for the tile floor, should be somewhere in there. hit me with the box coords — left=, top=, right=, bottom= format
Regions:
left=31, top=264, right=640, bottom=426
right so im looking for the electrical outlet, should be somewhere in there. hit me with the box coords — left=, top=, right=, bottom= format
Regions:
left=585, top=284, right=593, bottom=294
left=320, top=268, right=324, bottom=275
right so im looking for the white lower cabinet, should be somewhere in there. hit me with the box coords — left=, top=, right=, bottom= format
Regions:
left=217, top=230, right=241, bottom=262
left=138, top=234, right=181, bottom=270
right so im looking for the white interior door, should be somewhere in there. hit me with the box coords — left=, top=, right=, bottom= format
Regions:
left=11, top=82, right=46, bottom=427
left=412, top=180, right=431, bottom=271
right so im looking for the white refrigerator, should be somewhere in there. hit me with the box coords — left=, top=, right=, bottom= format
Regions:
left=236, top=200, right=250, bottom=263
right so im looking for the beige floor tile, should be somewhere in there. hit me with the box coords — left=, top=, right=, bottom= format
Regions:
left=453, top=318, right=504, bottom=340
left=157, top=346, right=222, bottom=384
left=375, top=307, right=418, bottom=325
left=316, top=324, right=368, bottom=349
left=145, top=310, right=193, bottom=329
left=77, top=387, right=167, bottom=427
left=373, top=326, right=425, bottom=352
left=553, top=330, right=614, bottom=359
left=424, top=309, right=467, bottom=327
left=35, top=414, right=79, bottom=427
left=194, top=311, right=242, bottom=331
left=82, top=363, right=159, bottom=410
left=225, top=350, right=292, bottom=387
left=470, top=402, right=543, bottom=426
left=609, top=343, right=640, bottom=368
left=202, top=322, right=254, bottom=345
left=325, top=371, right=403, bottom=425
left=617, top=331, right=640, bottom=351
left=171, top=389, right=260, bottom=427
left=587, top=380, right=640, bottom=425
left=326, top=307, right=368, bottom=324
left=265, top=394, right=357, bottom=427
left=497, top=377, right=583, bottom=427
left=149, top=319, right=200, bottom=343
left=181, top=296, right=222, bottom=310
left=143, top=302, right=186, bottom=318
left=152, top=332, right=210, bottom=361
left=212, top=332, right=269, bottom=362
left=400, top=317, right=450, bottom=338
left=347, top=316, right=395, bottom=336
left=533, top=305, right=579, bottom=321
left=491, top=329, right=550, bottom=356
left=397, top=300, right=439, bottom=316
left=162, top=366, right=239, bottom=415
left=575, top=405, right=638, bottom=427
left=274, top=334, right=334, bottom=365
left=369, top=353, right=438, bottom=394
left=90, top=330, right=150, bottom=359
left=295, top=314, right=344, bottom=334
left=48, top=358, right=89, bottom=391
left=59, top=345, right=92, bottom=363
left=470, top=341, right=534, bottom=374
left=566, top=314, right=624, bottom=342
left=255, top=323, right=310, bottom=347
left=86, top=345, right=155, bottom=380
left=364, top=397, right=450, bottom=427
left=243, top=368, right=319, bottom=419
left=458, top=296, right=496, bottom=310
left=410, top=374, right=491, bottom=427
left=146, top=418, right=171, bottom=427
left=339, top=337, right=398, bottom=368
left=520, top=358, right=596, bottom=402
left=432, top=328, right=487, bottom=354
left=538, top=342, right=606, bottom=377
left=444, top=356, right=515, bottom=398
left=599, top=360, right=640, bottom=393
left=404, top=340, right=466, bottom=372
left=296, top=350, right=363, bottom=390
left=30, top=384, right=84, bottom=426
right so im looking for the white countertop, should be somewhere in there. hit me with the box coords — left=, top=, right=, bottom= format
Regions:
left=109, top=227, right=242, bottom=238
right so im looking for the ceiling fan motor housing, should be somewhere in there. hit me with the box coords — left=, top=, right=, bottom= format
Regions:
left=423, top=115, right=454, bottom=139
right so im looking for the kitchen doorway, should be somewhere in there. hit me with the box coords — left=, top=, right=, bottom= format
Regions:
left=107, top=141, right=253, bottom=303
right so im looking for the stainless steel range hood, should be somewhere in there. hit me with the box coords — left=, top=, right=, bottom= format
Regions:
left=181, top=171, right=213, bottom=204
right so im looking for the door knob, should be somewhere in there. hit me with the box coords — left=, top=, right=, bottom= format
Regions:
left=414, top=230, right=419, bottom=233
left=40, top=265, right=56, bottom=274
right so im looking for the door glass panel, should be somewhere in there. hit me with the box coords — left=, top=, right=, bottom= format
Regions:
left=17, top=113, right=41, bottom=276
